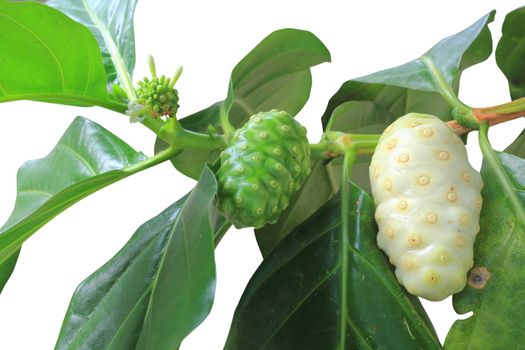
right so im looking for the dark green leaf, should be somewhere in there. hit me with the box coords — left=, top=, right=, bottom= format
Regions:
left=226, top=183, right=441, bottom=349
left=165, top=29, right=331, bottom=179
left=255, top=160, right=338, bottom=257
left=445, top=152, right=525, bottom=349
left=45, top=0, right=138, bottom=86
left=496, top=6, right=525, bottom=100
left=0, top=1, right=123, bottom=111
left=0, top=117, right=155, bottom=292
left=321, top=12, right=494, bottom=190
left=56, top=167, right=229, bottom=350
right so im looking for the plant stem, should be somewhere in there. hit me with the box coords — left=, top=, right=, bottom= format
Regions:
left=125, top=146, right=179, bottom=174
left=220, top=104, right=235, bottom=140
left=310, top=132, right=380, bottom=160
left=448, top=98, right=525, bottom=135
left=478, top=123, right=525, bottom=227
left=157, top=117, right=227, bottom=151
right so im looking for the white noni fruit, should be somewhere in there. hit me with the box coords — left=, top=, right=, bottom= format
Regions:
left=369, top=113, right=483, bottom=301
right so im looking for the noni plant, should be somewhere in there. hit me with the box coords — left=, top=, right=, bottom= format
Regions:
left=0, top=1, right=524, bottom=349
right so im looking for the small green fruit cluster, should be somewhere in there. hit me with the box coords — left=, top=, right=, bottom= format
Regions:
left=216, top=110, right=311, bottom=229
left=136, top=75, right=179, bottom=118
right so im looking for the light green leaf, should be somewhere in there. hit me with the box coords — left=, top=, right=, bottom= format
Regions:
left=0, top=1, right=123, bottom=111
left=0, top=117, right=174, bottom=292
left=46, top=0, right=138, bottom=88
left=164, top=29, right=331, bottom=179
left=56, top=166, right=229, bottom=350
left=496, top=6, right=525, bottom=100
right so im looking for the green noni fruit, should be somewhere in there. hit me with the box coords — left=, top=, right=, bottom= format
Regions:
left=369, top=113, right=483, bottom=301
left=216, top=110, right=311, bottom=229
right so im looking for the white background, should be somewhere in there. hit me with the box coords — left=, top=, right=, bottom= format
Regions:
left=0, top=1, right=523, bottom=349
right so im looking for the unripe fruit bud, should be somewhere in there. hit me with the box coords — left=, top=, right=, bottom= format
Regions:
left=216, top=110, right=311, bottom=229
left=369, top=113, right=483, bottom=301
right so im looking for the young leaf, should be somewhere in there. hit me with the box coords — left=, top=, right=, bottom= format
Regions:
left=0, top=1, right=123, bottom=112
left=0, top=117, right=174, bottom=292
left=45, top=0, right=138, bottom=88
left=225, top=183, right=441, bottom=349
left=445, top=151, right=525, bottom=349
left=446, top=125, right=525, bottom=348
left=496, top=6, right=525, bottom=100
left=255, top=160, right=338, bottom=257
left=162, top=29, right=331, bottom=179
left=56, top=167, right=229, bottom=350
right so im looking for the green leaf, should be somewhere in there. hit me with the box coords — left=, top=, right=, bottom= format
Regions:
left=255, top=160, right=338, bottom=257
left=226, top=182, right=441, bottom=349
left=0, top=1, right=123, bottom=111
left=496, top=6, right=525, bottom=100
left=321, top=12, right=494, bottom=190
left=506, top=128, right=525, bottom=157
left=445, top=151, right=525, bottom=349
left=56, top=167, right=229, bottom=350
left=0, top=117, right=172, bottom=292
left=45, top=0, right=138, bottom=87
left=164, top=29, right=331, bottom=179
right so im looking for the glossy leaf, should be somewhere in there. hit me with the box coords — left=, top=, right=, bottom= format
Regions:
left=320, top=12, right=494, bottom=190
left=0, top=117, right=164, bottom=292
left=506, top=128, right=525, bottom=157
left=56, top=167, right=228, bottom=350
left=0, top=1, right=123, bottom=111
left=255, top=160, right=338, bottom=257
left=445, top=151, right=525, bottom=349
left=165, top=29, right=331, bottom=179
left=496, top=6, right=525, bottom=100
left=45, top=0, right=138, bottom=86
left=226, top=182, right=441, bottom=349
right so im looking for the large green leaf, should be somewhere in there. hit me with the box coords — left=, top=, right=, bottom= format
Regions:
left=445, top=151, right=525, bottom=349
left=164, top=29, right=331, bottom=179
left=320, top=12, right=494, bottom=190
left=255, top=160, right=338, bottom=257
left=0, top=1, right=123, bottom=111
left=0, top=117, right=171, bottom=292
left=226, top=181, right=441, bottom=349
left=45, top=0, right=138, bottom=86
left=56, top=167, right=229, bottom=350
left=496, top=6, right=525, bottom=100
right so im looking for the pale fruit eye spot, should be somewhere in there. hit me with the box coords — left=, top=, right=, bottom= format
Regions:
left=275, top=163, right=283, bottom=171
left=270, top=180, right=278, bottom=188
left=440, top=254, right=449, bottom=263
left=398, top=153, right=410, bottom=163
left=383, top=180, right=393, bottom=191
left=463, top=171, right=471, bottom=182
left=373, top=167, right=381, bottom=178
left=426, top=213, right=437, bottom=224
left=252, top=155, right=259, bottom=161
left=417, top=175, right=430, bottom=186
left=292, top=146, right=300, bottom=154
left=461, top=215, right=470, bottom=225
left=273, top=148, right=282, bottom=156
left=252, top=184, right=260, bottom=191
left=259, top=131, right=268, bottom=138
left=294, top=165, right=301, bottom=172
left=426, top=272, right=439, bottom=284
left=457, top=236, right=466, bottom=247
left=235, top=196, right=242, bottom=204
left=408, top=235, right=421, bottom=247
left=397, top=200, right=408, bottom=210
left=410, top=121, right=421, bottom=127
left=387, top=139, right=398, bottom=150
left=404, top=258, right=414, bottom=269
left=281, top=125, right=290, bottom=131
left=288, top=181, right=295, bottom=189
left=255, top=208, right=264, bottom=215
left=476, top=197, right=483, bottom=209
left=422, top=128, right=434, bottom=137
left=253, top=116, right=262, bottom=123
left=385, top=227, right=395, bottom=239
left=447, top=191, right=457, bottom=202
left=438, top=151, right=449, bottom=160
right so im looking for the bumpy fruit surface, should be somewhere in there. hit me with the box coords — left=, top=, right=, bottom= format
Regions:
left=136, top=76, right=179, bottom=118
left=216, top=110, right=311, bottom=229
left=369, top=113, right=483, bottom=301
